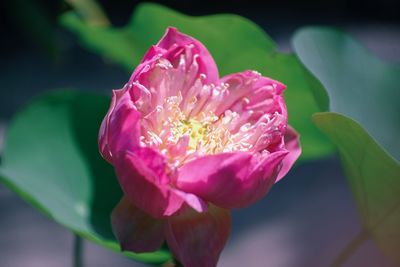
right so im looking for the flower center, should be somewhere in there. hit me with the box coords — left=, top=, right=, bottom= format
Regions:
left=139, top=84, right=285, bottom=169
left=174, top=118, right=209, bottom=151
left=134, top=55, right=286, bottom=168
left=163, top=96, right=232, bottom=155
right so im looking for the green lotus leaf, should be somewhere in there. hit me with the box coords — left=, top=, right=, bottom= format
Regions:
left=294, top=27, right=400, bottom=266
left=0, top=90, right=171, bottom=264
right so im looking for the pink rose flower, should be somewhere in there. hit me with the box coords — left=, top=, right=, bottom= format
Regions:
left=99, top=27, right=301, bottom=267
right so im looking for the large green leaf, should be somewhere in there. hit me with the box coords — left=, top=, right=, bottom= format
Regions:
left=313, top=113, right=400, bottom=266
left=294, top=28, right=400, bottom=265
left=294, top=27, right=400, bottom=161
left=60, top=3, right=334, bottom=161
left=0, top=90, right=171, bottom=264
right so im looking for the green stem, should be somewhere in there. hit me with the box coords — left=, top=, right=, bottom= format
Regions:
left=329, top=229, right=368, bottom=267
left=73, top=234, right=84, bottom=267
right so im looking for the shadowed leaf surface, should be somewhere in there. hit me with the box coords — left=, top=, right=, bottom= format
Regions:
left=0, top=90, right=171, bottom=264
left=294, top=27, right=400, bottom=161
left=294, top=28, right=400, bottom=266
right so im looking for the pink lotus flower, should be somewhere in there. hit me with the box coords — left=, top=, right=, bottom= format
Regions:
left=99, top=27, right=301, bottom=267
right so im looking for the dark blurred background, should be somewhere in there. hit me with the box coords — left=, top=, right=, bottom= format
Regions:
left=0, top=1, right=399, bottom=266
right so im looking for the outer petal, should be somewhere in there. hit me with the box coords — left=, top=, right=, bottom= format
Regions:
left=114, top=149, right=184, bottom=218
left=171, top=189, right=208, bottom=213
left=176, top=151, right=288, bottom=209
left=165, top=205, right=231, bottom=267
left=106, top=90, right=142, bottom=158
left=157, top=27, right=219, bottom=84
left=111, top=197, right=164, bottom=253
left=276, top=126, right=301, bottom=182
left=98, top=88, right=127, bottom=163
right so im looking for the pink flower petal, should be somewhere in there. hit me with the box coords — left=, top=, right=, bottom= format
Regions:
left=157, top=27, right=219, bottom=84
left=98, top=88, right=127, bottom=163
left=106, top=91, right=141, bottom=157
left=114, top=149, right=184, bottom=218
left=165, top=205, right=231, bottom=267
left=176, top=151, right=288, bottom=209
left=99, top=28, right=302, bottom=266
left=276, top=126, right=301, bottom=182
left=171, top=189, right=208, bottom=213
left=128, top=45, right=166, bottom=84
left=217, top=70, right=286, bottom=116
left=111, top=197, right=165, bottom=253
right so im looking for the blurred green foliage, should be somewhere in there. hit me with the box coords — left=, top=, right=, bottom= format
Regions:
left=0, top=91, right=172, bottom=264
left=294, top=28, right=400, bottom=266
